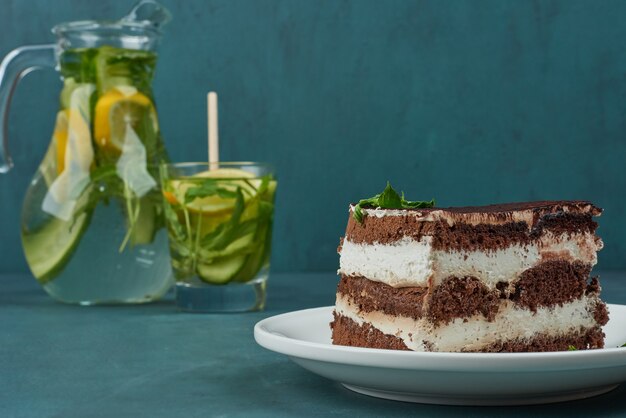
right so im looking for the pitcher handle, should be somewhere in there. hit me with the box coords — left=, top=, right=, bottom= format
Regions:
left=0, top=44, right=57, bottom=173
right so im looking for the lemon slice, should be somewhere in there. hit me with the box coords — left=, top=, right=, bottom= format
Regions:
left=53, top=110, right=70, bottom=175
left=93, top=88, right=157, bottom=157
left=39, top=110, right=69, bottom=188
left=41, top=89, right=94, bottom=186
left=196, top=168, right=260, bottom=195
left=168, top=168, right=257, bottom=215
left=194, top=168, right=255, bottom=179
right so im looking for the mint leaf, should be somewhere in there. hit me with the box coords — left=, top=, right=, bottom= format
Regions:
left=353, top=197, right=377, bottom=223
left=402, top=198, right=436, bottom=209
left=258, top=201, right=274, bottom=218
left=567, top=345, right=578, bottom=351
left=198, top=175, right=275, bottom=250
left=353, top=182, right=435, bottom=223
left=620, top=342, right=626, bottom=347
left=245, top=175, right=270, bottom=196
left=184, top=182, right=238, bottom=204
left=200, top=187, right=246, bottom=251
left=163, top=197, right=186, bottom=240
left=378, top=182, right=403, bottom=208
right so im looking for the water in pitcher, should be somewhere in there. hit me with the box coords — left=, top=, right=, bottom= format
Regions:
left=20, top=45, right=172, bottom=304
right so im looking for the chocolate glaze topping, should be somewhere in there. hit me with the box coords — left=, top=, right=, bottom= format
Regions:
left=344, top=200, right=601, bottom=250
left=356, top=200, right=601, bottom=215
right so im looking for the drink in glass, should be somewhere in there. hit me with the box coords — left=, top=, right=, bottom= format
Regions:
left=160, top=162, right=277, bottom=312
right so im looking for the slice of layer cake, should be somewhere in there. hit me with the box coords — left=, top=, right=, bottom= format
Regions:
left=331, top=187, right=608, bottom=352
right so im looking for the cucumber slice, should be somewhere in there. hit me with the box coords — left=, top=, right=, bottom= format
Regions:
left=232, top=223, right=271, bottom=283
left=196, top=255, right=247, bottom=284
left=231, top=180, right=276, bottom=283
left=22, top=211, right=90, bottom=284
left=129, top=196, right=157, bottom=246
left=199, top=232, right=256, bottom=260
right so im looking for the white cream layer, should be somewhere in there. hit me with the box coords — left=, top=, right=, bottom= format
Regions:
left=338, top=232, right=601, bottom=289
left=335, top=294, right=601, bottom=352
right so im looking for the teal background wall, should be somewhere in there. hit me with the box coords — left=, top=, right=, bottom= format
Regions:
left=1, top=0, right=625, bottom=272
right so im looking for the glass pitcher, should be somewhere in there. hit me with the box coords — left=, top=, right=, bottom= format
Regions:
left=0, top=1, right=173, bottom=304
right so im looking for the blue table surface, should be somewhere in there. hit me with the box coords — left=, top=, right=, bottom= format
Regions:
left=2, top=271, right=626, bottom=418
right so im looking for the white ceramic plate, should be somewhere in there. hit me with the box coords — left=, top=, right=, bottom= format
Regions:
left=254, top=304, right=626, bottom=405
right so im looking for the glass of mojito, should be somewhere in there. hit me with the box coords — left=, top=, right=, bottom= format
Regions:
left=160, top=162, right=277, bottom=312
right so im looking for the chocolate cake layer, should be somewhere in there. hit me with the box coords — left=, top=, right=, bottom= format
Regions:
left=331, top=312, right=410, bottom=351
left=480, top=327, right=605, bottom=351
left=592, top=298, right=610, bottom=325
left=346, top=211, right=599, bottom=251
left=338, top=259, right=599, bottom=324
left=429, top=277, right=501, bottom=322
left=331, top=313, right=606, bottom=352
left=336, top=275, right=428, bottom=319
left=510, top=261, right=592, bottom=312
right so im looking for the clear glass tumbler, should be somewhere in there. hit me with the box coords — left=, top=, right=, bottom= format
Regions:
left=160, top=162, right=277, bottom=312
